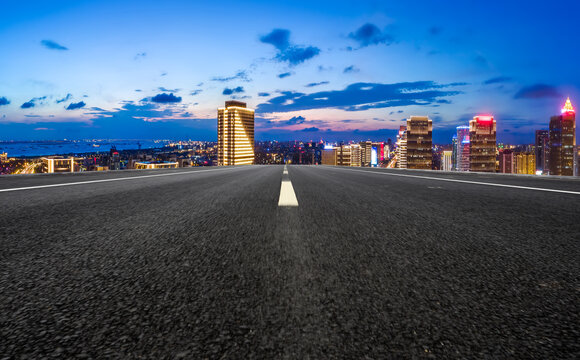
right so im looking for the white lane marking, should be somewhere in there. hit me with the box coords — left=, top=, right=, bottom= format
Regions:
left=283, top=164, right=288, bottom=174
left=326, top=167, right=580, bottom=195
left=0, top=167, right=246, bottom=193
left=278, top=180, right=299, bottom=207
left=278, top=181, right=299, bottom=206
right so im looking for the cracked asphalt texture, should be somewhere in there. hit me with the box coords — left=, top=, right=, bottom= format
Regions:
left=1, top=165, right=579, bottom=359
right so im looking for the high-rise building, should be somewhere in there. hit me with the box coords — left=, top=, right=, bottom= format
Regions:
left=535, top=130, right=549, bottom=174
left=342, top=144, right=361, bottom=167
left=396, top=126, right=407, bottom=168
left=441, top=150, right=452, bottom=171
left=109, top=146, right=121, bottom=170
left=456, top=126, right=470, bottom=171
left=406, top=116, right=433, bottom=169
left=372, top=142, right=384, bottom=166
left=360, top=140, right=372, bottom=167
left=575, top=145, right=580, bottom=176
left=321, top=145, right=337, bottom=165
left=322, top=144, right=361, bottom=166
left=217, top=101, right=255, bottom=165
left=451, top=135, right=458, bottom=170
left=514, top=152, right=536, bottom=175
left=499, top=149, right=514, bottom=173
left=460, top=136, right=470, bottom=171
left=549, top=97, right=576, bottom=176
left=469, top=115, right=497, bottom=172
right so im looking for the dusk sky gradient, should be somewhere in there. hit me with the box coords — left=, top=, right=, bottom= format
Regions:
left=1, top=0, right=579, bottom=143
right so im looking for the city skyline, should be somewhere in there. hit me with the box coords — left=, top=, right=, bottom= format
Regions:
left=1, top=0, right=580, bottom=144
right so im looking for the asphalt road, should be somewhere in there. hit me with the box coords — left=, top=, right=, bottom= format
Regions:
left=1, top=165, right=579, bottom=359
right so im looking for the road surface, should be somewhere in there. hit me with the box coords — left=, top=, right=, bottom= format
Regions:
left=1, top=165, right=578, bottom=358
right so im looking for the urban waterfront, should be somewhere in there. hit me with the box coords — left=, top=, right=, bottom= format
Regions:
left=1, top=0, right=579, bottom=358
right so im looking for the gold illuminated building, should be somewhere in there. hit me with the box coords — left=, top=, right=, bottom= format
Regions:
left=218, top=101, right=255, bottom=165
left=514, top=152, right=535, bottom=175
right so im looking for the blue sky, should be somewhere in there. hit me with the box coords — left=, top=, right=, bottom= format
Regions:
left=0, top=0, right=578, bottom=143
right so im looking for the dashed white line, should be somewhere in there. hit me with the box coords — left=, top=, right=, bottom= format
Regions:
left=0, top=167, right=245, bottom=193
left=278, top=165, right=298, bottom=206
left=326, top=167, right=580, bottom=195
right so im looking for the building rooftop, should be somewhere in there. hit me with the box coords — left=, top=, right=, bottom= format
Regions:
left=225, top=100, right=247, bottom=108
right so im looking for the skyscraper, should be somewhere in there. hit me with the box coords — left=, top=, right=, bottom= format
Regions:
left=469, top=116, right=497, bottom=172
left=575, top=146, right=580, bottom=176
left=321, top=144, right=361, bottom=166
left=499, top=149, right=514, bottom=173
left=360, top=140, right=372, bottom=167
left=549, top=98, right=576, bottom=176
left=406, top=116, right=433, bottom=169
left=451, top=135, right=457, bottom=171
left=396, top=126, right=407, bottom=168
left=535, top=130, right=549, bottom=174
left=109, top=146, right=121, bottom=171
left=456, top=126, right=470, bottom=171
left=321, top=145, right=337, bottom=165
left=217, top=101, right=255, bottom=166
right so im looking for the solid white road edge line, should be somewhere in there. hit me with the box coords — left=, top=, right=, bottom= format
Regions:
left=0, top=167, right=245, bottom=193
left=328, top=167, right=580, bottom=195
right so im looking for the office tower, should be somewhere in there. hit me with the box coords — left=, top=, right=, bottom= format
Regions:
left=549, top=97, right=576, bottom=176
left=349, top=144, right=362, bottom=167
left=321, top=145, right=337, bottom=165
left=575, top=145, right=580, bottom=176
left=322, top=144, right=361, bottom=166
left=406, top=116, right=433, bottom=169
left=372, top=142, right=384, bottom=165
left=396, top=126, right=407, bottom=168
left=441, top=150, right=453, bottom=171
left=217, top=101, right=255, bottom=165
left=469, top=115, right=497, bottom=172
left=109, top=146, right=121, bottom=170
left=456, top=126, right=470, bottom=171
left=451, top=135, right=458, bottom=170
left=360, top=140, right=372, bottom=167
left=339, top=144, right=360, bottom=166
left=514, top=152, right=536, bottom=175
left=535, top=130, right=549, bottom=174
left=499, top=149, right=514, bottom=173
